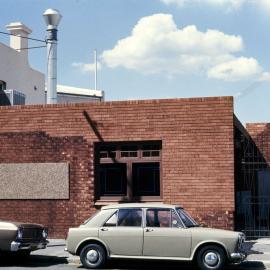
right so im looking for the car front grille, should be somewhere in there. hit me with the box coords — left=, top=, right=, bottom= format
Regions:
left=21, top=228, right=43, bottom=241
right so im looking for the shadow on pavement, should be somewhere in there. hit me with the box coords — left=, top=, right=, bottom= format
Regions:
left=77, top=259, right=266, bottom=270
left=78, top=259, right=194, bottom=270
left=231, top=261, right=266, bottom=270
left=244, top=241, right=264, bottom=255
left=0, top=253, right=265, bottom=270
left=0, top=254, right=69, bottom=268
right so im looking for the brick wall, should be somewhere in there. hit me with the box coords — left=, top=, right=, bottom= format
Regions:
left=246, top=123, right=270, bottom=163
left=0, top=97, right=235, bottom=237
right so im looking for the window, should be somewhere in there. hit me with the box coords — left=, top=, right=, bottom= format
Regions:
left=120, top=145, right=138, bottom=158
left=104, top=212, right=118, bottom=227
left=0, top=80, right=6, bottom=91
left=142, top=144, right=160, bottom=157
left=146, top=209, right=171, bottom=227
left=117, top=209, right=142, bottom=227
left=133, top=162, right=160, bottom=196
left=172, top=210, right=183, bottom=228
left=146, top=209, right=182, bottom=228
left=176, top=208, right=198, bottom=228
left=95, top=141, right=161, bottom=201
left=100, top=164, right=127, bottom=196
left=99, top=146, right=116, bottom=159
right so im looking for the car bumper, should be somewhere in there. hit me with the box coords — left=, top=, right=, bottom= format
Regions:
left=11, top=240, right=48, bottom=252
left=230, top=252, right=247, bottom=263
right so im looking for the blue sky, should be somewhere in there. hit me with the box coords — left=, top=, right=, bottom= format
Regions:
left=1, top=0, right=270, bottom=124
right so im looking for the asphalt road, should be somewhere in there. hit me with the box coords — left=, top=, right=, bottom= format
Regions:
left=0, top=255, right=267, bottom=270
left=0, top=239, right=267, bottom=270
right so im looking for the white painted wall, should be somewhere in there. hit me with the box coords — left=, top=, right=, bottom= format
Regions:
left=0, top=22, right=45, bottom=104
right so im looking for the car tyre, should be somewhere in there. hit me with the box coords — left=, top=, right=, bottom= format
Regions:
left=197, top=245, right=226, bottom=270
left=80, top=243, right=106, bottom=269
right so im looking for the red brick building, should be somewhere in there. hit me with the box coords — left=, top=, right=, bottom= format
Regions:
left=0, top=96, right=268, bottom=238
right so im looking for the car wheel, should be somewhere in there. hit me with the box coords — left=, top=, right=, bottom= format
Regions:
left=197, top=245, right=226, bottom=270
left=80, top=243, right=106, bottom=269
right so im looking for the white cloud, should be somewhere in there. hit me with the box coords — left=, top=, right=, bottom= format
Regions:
left=161, top=0, right=270, bottom=12
left=160, top=0, right=247, bottom=9
left=259, top=0, right=270, bottom=11
left=208, top=57, right=262, bottom=81
left=101, top=13, right=266, bottom=81
left=161, top=0, right=185, bottom=6
left=72, top=62, right=102, bottom=73
left=259, top=71, right=270, bottom=81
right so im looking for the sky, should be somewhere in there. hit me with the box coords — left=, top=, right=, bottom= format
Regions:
left=1, top=0, right=270, bottom=125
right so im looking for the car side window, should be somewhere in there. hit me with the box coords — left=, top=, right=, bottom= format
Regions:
left=146, top=209, right=182, bottom=228
left=172, top=210, right=183, bottom=228
left=117, top=209, right=142, bottom=227
left=146, top=209, right=171, bottom=227
left=104, top=212, right=118, bottom=227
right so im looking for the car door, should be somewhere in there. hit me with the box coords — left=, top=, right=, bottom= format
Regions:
left=99, top=208, right=143, bottom=256
left=143, top=208, right=192, bottom=258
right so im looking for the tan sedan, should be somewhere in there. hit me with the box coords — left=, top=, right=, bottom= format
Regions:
left=67, top=203, right=246, bottom=270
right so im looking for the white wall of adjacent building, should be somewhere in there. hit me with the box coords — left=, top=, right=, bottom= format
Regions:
left=0, top=22, right=45, bottom=104
left=0, top=22, right=104, bottom=105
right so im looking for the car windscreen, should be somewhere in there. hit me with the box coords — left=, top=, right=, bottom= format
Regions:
left=176, top=208, right=198, bottom=228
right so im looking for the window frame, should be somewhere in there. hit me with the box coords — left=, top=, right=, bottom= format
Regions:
left=0, top=80, right=6, bottom=91
left=99, top=163, right=128, bottom=197
left=102, top=208, right=186, bottom=229
left=102, top=208, right=144, bottom=228
left=145, top=208, right=185, bottom=228
left=117, top=208, right=143, bottom=227
left=176, top=208, right=198, bottom=228
left=95, top=141, right=162, bottom=202
left=102, top=210, right=119, bottom=227
left=132, top=161, right=160, bottom=197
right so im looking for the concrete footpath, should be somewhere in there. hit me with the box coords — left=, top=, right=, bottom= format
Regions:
left=32, top=239, right=80, bottom=265
left=32, top=238, right=270, bottom=269
left=243, top=238, right=270, bottom=268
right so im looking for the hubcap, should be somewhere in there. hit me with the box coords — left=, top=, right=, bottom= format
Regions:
left=204, top=252, right=219, bottom=267
left=86, top=249, right=99, bottom=263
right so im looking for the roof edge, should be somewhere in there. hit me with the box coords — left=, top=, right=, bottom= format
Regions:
left=0, top=96, right=233, bottom=111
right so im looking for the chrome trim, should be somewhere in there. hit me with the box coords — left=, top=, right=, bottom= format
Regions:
left=230, top=252, right=246, bottom=263
left=86, top=249, right=99, bottom=263
left=110, top=254, right=191, bottom=261
left=10, top=241, right=47, bottom=252
left=11, top=241, right=21, bottom=252
left=204, top=252, right=219, bottom=266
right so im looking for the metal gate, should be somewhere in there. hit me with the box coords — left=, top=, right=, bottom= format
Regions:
left=242, top=196, right=270, bottom=239
left=235, top=124, right=270, bottom=239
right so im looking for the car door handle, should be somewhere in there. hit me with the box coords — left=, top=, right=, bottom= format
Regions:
left=100, top=228, right=108, bottom=231
left=145, top=228, right=154, bottom=232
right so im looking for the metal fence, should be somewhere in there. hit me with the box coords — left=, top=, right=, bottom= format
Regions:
left=242, top=197, right=270, bottom=239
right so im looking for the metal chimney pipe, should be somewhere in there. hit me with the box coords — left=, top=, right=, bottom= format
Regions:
left=43, top=8, right=62, bottom=104
left=94, top=49, right=97, bottom=91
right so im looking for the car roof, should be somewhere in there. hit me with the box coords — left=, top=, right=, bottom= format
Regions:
left=101, top=203, right=182, bottom=210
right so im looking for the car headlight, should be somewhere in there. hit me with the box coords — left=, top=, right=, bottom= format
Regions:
left=42, top=229, right=48, bottom=239
left=17, top=228, right=23, bottom=240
